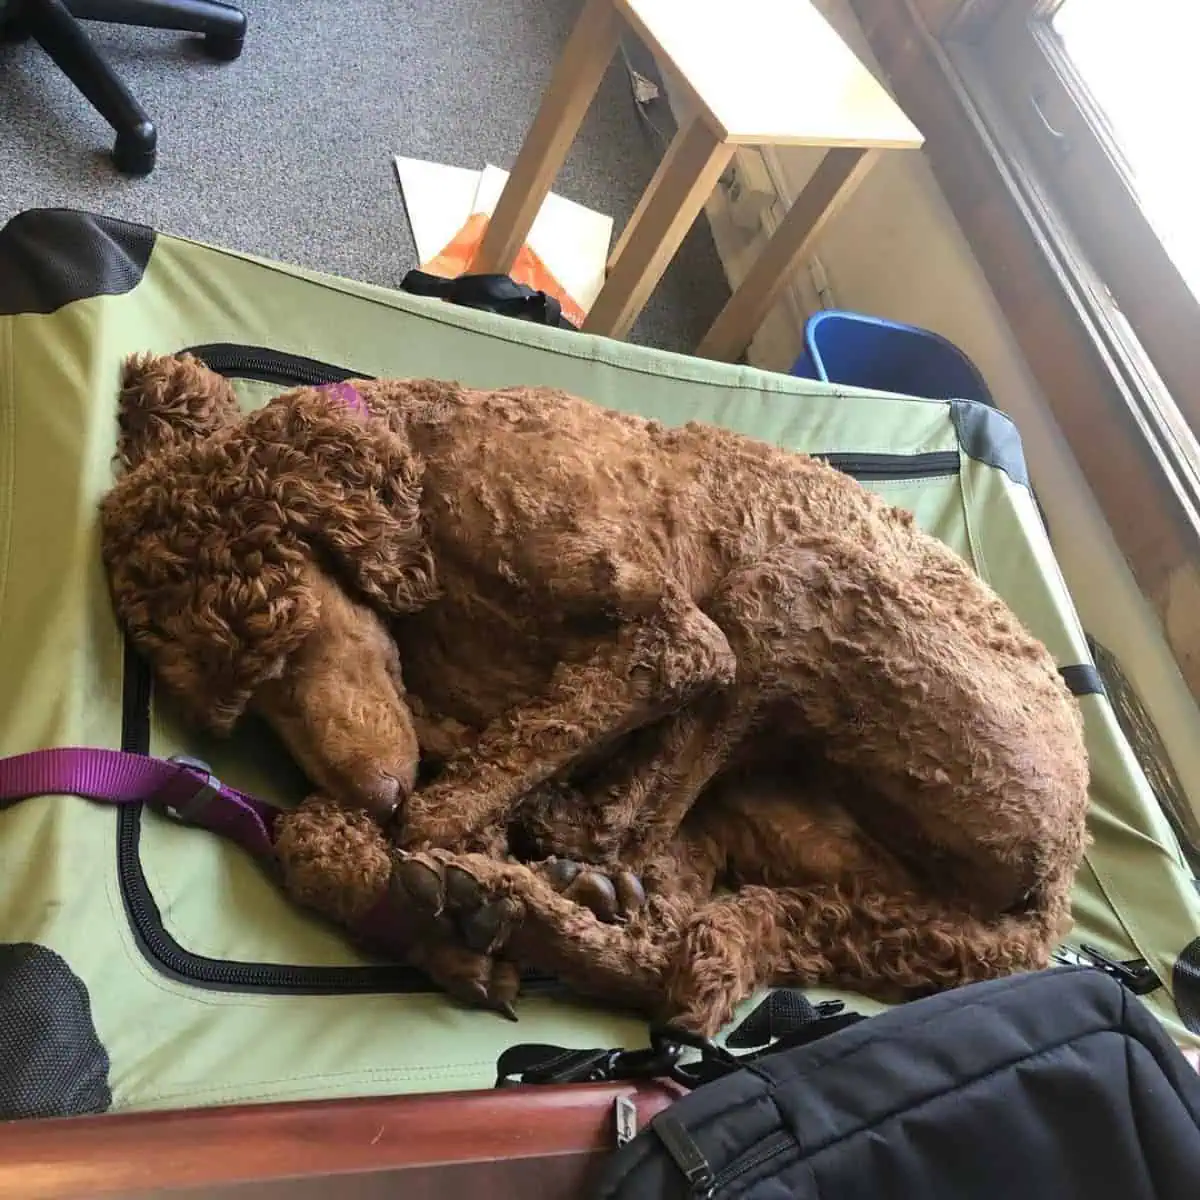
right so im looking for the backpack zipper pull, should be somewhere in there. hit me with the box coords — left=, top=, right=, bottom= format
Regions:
left=652, top=1113, right=717, bottom=1196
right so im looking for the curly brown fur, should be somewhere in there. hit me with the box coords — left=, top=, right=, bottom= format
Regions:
left=275, top=796, right=393, bottom=925
left=383, top=755, right=1080, bottom=1033
left=100, top=353, right=1091, bottom=1030
left=273, top=797, right=526, bottom=1012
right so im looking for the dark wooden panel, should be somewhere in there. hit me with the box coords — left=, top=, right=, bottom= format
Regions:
left=0, top=1082, right=682, bottom=1200
left=912, top=0, right=1012, bottom=38
left=977, top=6, right=1200, bottom=441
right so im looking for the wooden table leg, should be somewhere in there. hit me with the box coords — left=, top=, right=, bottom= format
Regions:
left=471, top=0, right=622, bottom=276
left=696, top=147, right=880, bottom=361
left=583, top=115, right=733, bottom=339
left=605, top=104, right=692, bottom=272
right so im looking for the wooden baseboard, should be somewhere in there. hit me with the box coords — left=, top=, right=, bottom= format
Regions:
left=0, top=1082, right=682, bottom=1200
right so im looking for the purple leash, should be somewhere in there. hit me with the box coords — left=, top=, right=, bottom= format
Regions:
left=0, top=748, right=280, bottom=861
left=0, top=747, right=419, bottom=963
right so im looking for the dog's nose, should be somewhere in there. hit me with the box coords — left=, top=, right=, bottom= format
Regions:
left=358, top=774, right=405, bottom=830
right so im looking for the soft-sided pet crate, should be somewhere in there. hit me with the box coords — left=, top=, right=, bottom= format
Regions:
left=0, top=208, right=1197, bottom=1115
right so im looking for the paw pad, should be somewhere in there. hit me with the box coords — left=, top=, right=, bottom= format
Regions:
left=541, top=859, right=647, bottom=922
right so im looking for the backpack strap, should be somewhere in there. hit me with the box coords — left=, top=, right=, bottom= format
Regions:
left=0, top=748, right=279, bottom=861
left=494, top=995, right=869, bottom=1090
left=495, top=951, right=1167, bottom=1093
left=724, top=988, right=850, bottom=1049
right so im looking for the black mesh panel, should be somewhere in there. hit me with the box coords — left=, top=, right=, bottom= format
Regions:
left=0, top=943, right=111, bottom=1118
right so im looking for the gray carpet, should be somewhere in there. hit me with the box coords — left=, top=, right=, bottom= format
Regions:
left=0, top=0, right=729, bottom=351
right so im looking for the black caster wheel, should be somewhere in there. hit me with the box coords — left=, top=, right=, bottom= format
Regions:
left=203, top=11, right=247, bottom=61
left=112, top=121, right=157, bottom=177
left=203, top=30, right=244, bottom=61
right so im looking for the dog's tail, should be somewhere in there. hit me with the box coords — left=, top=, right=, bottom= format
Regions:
left=664, top=873, right=1074, bottom=1035
left=116, top=352, right=241, bottom=472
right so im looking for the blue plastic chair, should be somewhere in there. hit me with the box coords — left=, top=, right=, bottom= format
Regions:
left=792, top=308, right=1056, bottom=537
left=791, top=310, right=994, bottom=407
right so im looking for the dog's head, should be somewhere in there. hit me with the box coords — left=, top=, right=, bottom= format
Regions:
left=100, top=354, right=438, bottom=824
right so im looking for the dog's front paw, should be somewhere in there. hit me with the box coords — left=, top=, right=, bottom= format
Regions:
left=408, top=939, right=521, bottom=1022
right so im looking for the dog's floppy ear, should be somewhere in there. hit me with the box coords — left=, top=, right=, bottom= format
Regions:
left=249, top=389, right=440, bottom=617
left=101, top=440, right=322, bottom=734
left=116, top=353, right=242, bottom=473
left=100, top=386, right=438, bottom=731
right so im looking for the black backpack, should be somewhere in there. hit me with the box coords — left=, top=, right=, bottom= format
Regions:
left=502, top=966, right=1200, bottom=1198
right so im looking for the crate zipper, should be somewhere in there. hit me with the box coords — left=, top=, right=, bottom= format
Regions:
left=181, top=343, right=962, bottom=483
left=183, top=343, right=367, bottom=387
left=115, top=342, right=959, bottom=995
left=822, top=449, right=958, bottom=480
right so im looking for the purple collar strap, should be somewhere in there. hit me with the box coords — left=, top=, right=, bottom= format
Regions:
left=0, top=748, right=279, bottom=861
left=317, top=380, right=368, bottom=416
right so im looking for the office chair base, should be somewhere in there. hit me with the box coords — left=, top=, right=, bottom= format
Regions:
left=11, top=0, right=245, bottom=175
left=113, top=121, right=157, bottom=175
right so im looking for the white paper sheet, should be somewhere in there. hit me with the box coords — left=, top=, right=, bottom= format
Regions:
left=393, top=156, right=481, bottom=265
left=394, top=155, right=613, bottom=313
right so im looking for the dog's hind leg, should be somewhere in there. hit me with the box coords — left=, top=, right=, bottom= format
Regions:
left=702, top=536, right=1089, bottom=923
left=512, top=693, right=749, bottom=865
left=640, top=532, right=1091, bottom=1036
left=662, top=875, right=1062, bottom=1036
left=654, top=764, right=1062, bottom=1035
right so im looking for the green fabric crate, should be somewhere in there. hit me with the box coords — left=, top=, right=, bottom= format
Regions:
left=1, top=208, right=1197, bottom=1115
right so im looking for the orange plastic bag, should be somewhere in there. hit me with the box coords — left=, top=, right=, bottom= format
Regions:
left=420, top=212, right=588, bottom=329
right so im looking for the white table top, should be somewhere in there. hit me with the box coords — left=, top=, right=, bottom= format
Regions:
left=617, top=0, right=924, bottom=148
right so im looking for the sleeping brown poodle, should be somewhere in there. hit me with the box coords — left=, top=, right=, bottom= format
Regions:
left=98, top=352, right=1090, bottom=1034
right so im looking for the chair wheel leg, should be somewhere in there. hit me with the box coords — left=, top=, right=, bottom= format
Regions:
left=203, top=9, right=247, bottom=63
left=112, top=121, right=157, bottom=177
left=203, top=30, right=244, bottom=60
left=1, top=18, right=30, bottom=41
